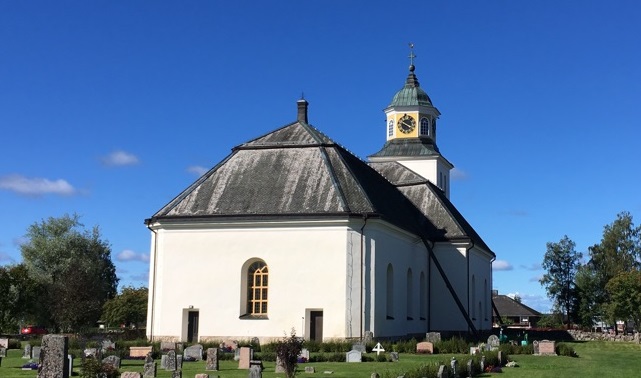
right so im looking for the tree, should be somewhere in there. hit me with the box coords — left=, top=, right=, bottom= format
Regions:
left=275, top=329, right=304, bottom=378
left=0, top=264, right=47, bottom=332
left=20, top=214, right=118, bottom=331
left=586, top=211, right=641, bottom=327
left=574, top=264, right=602, bottom=328
left=540, top=235, right=582, bottom=329
left=102, top=286, right=148, bottom=327
left=605, top=270, right=641, bottom=332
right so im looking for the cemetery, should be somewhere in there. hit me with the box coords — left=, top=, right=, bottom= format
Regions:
left=0, top=332, right=641, bottom=377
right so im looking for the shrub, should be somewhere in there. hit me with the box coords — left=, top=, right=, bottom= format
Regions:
left=275, top=329, right=304, bottom=378
left=556, top=342, right=578, bottom=357
left=80, top=358, right=119, bottom=378
left=8, top=338, right=21, bottom=349
left=434, top=337, right=469, bottom=354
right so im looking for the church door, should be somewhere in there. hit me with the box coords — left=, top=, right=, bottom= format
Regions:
left=309, top=311, right=323, bottom=341
left=187, top=311, right=199, bottom=342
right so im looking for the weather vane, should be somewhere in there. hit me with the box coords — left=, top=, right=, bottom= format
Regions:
left=408, top=43, right=416, bottom=66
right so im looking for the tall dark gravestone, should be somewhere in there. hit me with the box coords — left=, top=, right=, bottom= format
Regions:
left=38, top=335, right=69, bottom=378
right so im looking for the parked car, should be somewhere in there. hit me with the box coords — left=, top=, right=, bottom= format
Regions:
left=20, top=325, right=48, bottom=335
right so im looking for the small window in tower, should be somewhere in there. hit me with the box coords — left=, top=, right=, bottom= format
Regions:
left=387, top=119, right=394, bottom=136
left=420, top=117, right=429, bottom=135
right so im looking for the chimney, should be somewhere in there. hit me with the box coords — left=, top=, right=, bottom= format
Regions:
left=297, top=98, right=308, bottom=123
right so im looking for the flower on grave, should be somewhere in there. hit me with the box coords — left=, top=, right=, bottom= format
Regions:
left=297, top=357, right=308, bottom=363
left=22, top=362, right=39, bottom=370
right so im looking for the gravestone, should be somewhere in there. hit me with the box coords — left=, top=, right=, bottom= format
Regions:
left=171, top=370, right=182, bottom=378
left=142, top=360, right=156, bottom=378
left=32, top=346, right=42, bottom=360
left=532, top=340, right=539, bottom=355
left=184, top=344, right=203, bottom=361
left=238, top=347, right=253, bottom=369
left=352, top=343, right=366, bottom=353
left=225, top=339, right=239, bottom=350
left=480, top=355, right=486, bottom=372
left=177, top=343, right=184, bottom=353
left=437, top=364, right=448, bottom=378
left=166, top=350, right=177, bottom=371
left=0, top=338, right=8, bottom=349
left=177, top=354, right=184, bottom=370
left=487, top=335, right=500, bottom=351
left=206, top=348, right=220, bottom=370
left=538, top=340, right=556, bottom=356
left=23, top=343, right=32, bottom=359
left=467, top=359, right=473, bottom=377
left=38, top=334, right=69, bottom=378
left=0, top=347, right=6, bottom=357
left=84, top=348, right=97, bottom=358
left=416, top=341, right=433, bottom=354
left=346, top=349, right=362, bottom=362
left=102, top=355, right=121, bottom=369
left=160, top=354, right=168, bottom=369
left=450, top=357, right=458, bottom=376
left=498, top=351, right=503, bottom=366
left=275, top=356, right=285, bottom=373
left=299, top=348, right=310, bottom=360
left=130, top=346, right=153, bottom=358
left=371, top=373, right=380, bottom=378
left=305, top=366, right=315, bottom=373
left=121, top=373, right=142, bottom=378
left=161, top=342, right=176, bottom=351
left=363, top=331, right=374, bottom=344
left=469, top=346, right=480, bottom=355
left=234, top=347, right=241, bottom=361
left=389, top=351, right=399, bottom=362
left=426, top=332, right=442, bottom=343
left=248, top=365, right=262, bottom=378
left=101, top=339, right=116, bottom=351
left=195, top=375, right=210, bottom=378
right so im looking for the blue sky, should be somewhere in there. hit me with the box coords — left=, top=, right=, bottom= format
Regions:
left=1, top=1, right=640, bottom=313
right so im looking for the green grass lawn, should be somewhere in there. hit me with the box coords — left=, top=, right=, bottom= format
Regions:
left=2, top=341, right=641, bottom=377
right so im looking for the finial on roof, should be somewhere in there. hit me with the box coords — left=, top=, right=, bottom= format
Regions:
left=408, top=43, right=416, bottom=72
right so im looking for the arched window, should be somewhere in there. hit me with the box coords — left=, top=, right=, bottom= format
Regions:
left=386, top=264, right=394, bottom=319
left=387, top=119, right=394, bottom=136
left=247, top=260, right=268, bottom=315
left=420, top=117, right=429, bottom=135
left=420, top=272, right=426, bottom=320
left=406, top=268, right=413, bottom=320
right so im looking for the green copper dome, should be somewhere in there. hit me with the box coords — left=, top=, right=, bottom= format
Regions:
left=389, top=65, right=432, bottom=107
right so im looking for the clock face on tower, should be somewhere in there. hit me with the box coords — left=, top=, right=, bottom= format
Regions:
left=397, top=114, right=416, bottom=134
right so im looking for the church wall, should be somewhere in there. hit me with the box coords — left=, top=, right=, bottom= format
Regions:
left=146, top=223, right=356, bottom=342
left=429, top=243, right=469, bottom=331
left=468, top=247, right=493, bottom=331
left=365, top=222, right=429, bottom=339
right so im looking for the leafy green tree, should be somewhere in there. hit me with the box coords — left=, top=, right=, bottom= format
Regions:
left=574, top=264, right=602, bottom=328
left=102, top=286, right=148, bottom=327
left=537, top=312, right=564, bottom=329
left=587, top=211, right=641, bottom=327
left=20, top=214, right=118, bottom=331
left=0, top=264, right=47, bottom=332
left=540, top=235, right=582, bottom=329
left=605, top=270, right=641, bottom=332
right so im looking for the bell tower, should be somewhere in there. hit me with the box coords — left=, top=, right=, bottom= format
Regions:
left=369, top=44, right=453, bottom=198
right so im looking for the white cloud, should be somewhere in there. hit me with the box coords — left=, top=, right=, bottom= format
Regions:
left=450, top=168, right=468, bottom=181
left=130, top=272, right=149, bottom=283
left=529, top=275, right=543, bottom=283
left=116, top=249, right=149, bottom=263
left=0, top=174, right=76, bottom=196
left=101, top=150, right=139, bottom=166
left=187, top=165, right=208, bottom=176
left=492, top=259, right=513, bottom=271
left=520, top=263, right=541, bottom=271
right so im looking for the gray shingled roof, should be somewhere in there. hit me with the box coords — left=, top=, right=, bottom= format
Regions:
left=492, top=294, right=542, bottom=317
left=148, top=121, right=445, bottom=241
left=368, top=137, right=441, bottom=159
left=368, top=161, right=494, bottom=255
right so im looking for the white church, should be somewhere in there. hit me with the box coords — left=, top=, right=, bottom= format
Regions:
left=145, top=54, right=495, bottom=343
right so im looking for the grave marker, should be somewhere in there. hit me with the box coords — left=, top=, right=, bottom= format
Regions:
left=416, top=341, right=433, bottom=354
left=538, top=340, right=556, bottom=356
left=184, top=344, right=203, bottom=361
left=389, top=352, right=399, bottom=362
left=0, top=338, right=8, bottom=349
left=372, top=342, right=385, bottom=356
left=23, top=343, right=32, bottom=359
left=450, top=357, right=458, bottom=376
left=206, top=347, right=220, bottom=370
left=161, top=342, right=176, bottom=352
left=426, top=332, right=441, bottom=343
left=121, top=373, right=142, bottom=378
left=143, top=360, right=157, bottom=378
left=533, top=340, right=539, bottom=355
left=166, top=350, right=177, bottom=371
left=102, top=355, right=121, bottom=369
left=487, top=335, right=500, bottom=351
left=437, top=364, right=448, bottom=378
left=248, top=365, right=262, bottom=378
left=238, top=347, right=253, bottom=369
left=346, top=349, right=362, bottom=362
left=305, top=366, right=315, bottom=373
left=0, top=347, right=6, bottom=357
left=32, top=346, right=42, bottom=360
left=38, top=334, right=69, bottom=378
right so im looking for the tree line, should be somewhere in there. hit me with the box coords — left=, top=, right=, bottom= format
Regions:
left=0, top=214, right=147, bottom=333
left=540, top=211, right=641, bottom=331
